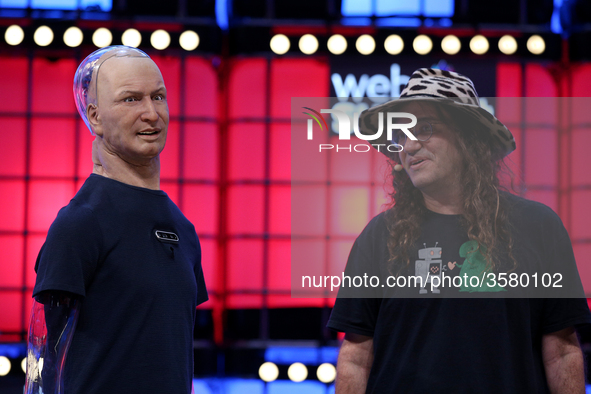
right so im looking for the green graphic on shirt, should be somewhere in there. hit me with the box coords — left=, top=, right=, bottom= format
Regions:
left=456, top=240, right=506, bottom=293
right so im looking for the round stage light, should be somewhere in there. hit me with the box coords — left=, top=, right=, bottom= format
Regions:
left=34, top=26, right=53, bottom=47
left=384, top=34, right=404, bottom=55
left=299, top=34, right=319, bottom=55
left=470, top=35, right=489, bottom=55
left=258, top=362, right=279, bottom=382
left=327, top=34, right=347, bottom=55
left=92, top=28, right=112, bottom=48
left=498, top=35, right=517, bottom=55
left=287, top=362, right=308, bottom=382
left=63, top=26, right=83, bottom=48
left=121, top=28, right=141, bottom=48
left=441, top=35, right=461, bottom=55
left=5, top=25, right=24, bottom=46
left=0, top=356, right=11, bottom=376
left=151, top=29, right=171, bottom=50
left=180, top=30, right=199, bottom=51
left=356, top=34, right=375, bottom=55
left=413, top=35, right=432, bottom=55
left=270, top=34, right=290, bottom=55
left=21, top=358, right=26, bottom=373
left=527, top=35, right=545, bottom=55
left=316, top=363, right=336, bottom=383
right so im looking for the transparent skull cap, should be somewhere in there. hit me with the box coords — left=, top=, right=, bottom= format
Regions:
left=73, top=45, right=150, bottom=134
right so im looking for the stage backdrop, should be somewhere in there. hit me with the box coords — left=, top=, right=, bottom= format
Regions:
left=1, top=52, right=591, bottom=341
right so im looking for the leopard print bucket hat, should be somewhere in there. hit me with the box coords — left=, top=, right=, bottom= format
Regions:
left=358, top=68, right=516, bottom=158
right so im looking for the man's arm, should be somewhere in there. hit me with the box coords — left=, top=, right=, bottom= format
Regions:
left=25, top=291, right=81, bottom=394
left=335, top=332, right=374, bottom=394
left=542, top=326, right=585, bottom=394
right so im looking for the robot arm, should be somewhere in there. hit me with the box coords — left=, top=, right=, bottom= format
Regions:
left=25, top=291, right=81, bottom=394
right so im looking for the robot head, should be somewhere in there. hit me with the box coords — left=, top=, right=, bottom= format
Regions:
left=73, top=45, right=150, bottom=135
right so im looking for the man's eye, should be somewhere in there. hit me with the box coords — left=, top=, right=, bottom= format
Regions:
left=123, top=97, right=137, bottom=102
left=153, top=95, right=165, bottom=101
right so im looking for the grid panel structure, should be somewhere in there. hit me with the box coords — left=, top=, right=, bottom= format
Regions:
left=1, top=54, right=591, bottom=343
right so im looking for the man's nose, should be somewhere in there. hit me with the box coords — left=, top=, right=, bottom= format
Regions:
left=141, top=99, right=159, bottom=122
left=403, top=137, right=422, bottom=154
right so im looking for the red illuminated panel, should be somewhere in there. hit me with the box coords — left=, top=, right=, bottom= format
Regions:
left=270, top=58, right=329, bottom=118
left=77, top=120, right=94, bottom=178
left=572, top=128, right=591, bottom=186
left=27, top=180, right=76, bottom=232
left=572, top=65, right=591, bottom=97
left=229, top=58, right=267, bottom=120
left=183, top=122, right=219, bottom=181
left=0, top=291, right=22, bottom=339
left=30, top=119, right=76, bottom=177
left=496, top=63, right=522, bottom=97
left=330, top=186, right=370, bottom=236
left=0, top=180, right=25, bottom=232
left=26, top=234, right=47, bottom=288
left=268, top=239, right=290, bottom=291
left=227, top=239, right=263, bottom=308
left=0, top=235, right=24, bottom=287
left=185, top=57, right=218, bottom=119
left=0, top=56, right=28, bottom=113
left=525, top=64, right=556, bottom=97
left=371, top=149, right=391, bottom=184
left=160, top=121, right=180, bottom=180
left=161, top=181, right=179, bottom=206
left=571, top=191, right=591, bottom=240
left=329, top=140, right=372, bottom=182
left=524, top=129, right=557, bottom=187
left=227, top=185, right=264, bottom=234
left=228, top=123, right=265, bottom=180
left=291, top=186, right=327, bottom=236
left=0, top=118, right=26, bottom=176
left=270, top=124, right=290, bottom=181
left=269, top=185, right=290, bottom=235
left=198, top=238, right=217, bottom=295
left=182, top=184, right=219, bottom=235
left=151, top=56, right=181, bottom=117
left=32, top=58, right=77, bottom=114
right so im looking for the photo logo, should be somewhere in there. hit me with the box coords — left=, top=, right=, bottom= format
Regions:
left=302, top=107, right=329, bottom=139
left=303, top=107, right=418, bottom=153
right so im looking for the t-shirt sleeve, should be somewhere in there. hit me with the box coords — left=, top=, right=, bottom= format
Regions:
left=33, top=204, right=102, bottom=298
left=327, top=216, right=385, bottom=337
left=539, top=206, right=591, bottom=333
left=193, top=234, right=209, bottom=306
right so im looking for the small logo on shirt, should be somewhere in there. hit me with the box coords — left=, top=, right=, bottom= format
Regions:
left=155, top=230, right=179, bottom=243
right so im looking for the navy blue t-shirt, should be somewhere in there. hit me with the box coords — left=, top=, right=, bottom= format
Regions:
left=328, top=192, right=591, bottom=393
left=34, top=174, right=208, bottom=394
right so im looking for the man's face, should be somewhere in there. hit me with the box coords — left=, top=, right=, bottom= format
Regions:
left=397, top=102, right=464, bottom=196
left=91, top=56, right=169, bottom=164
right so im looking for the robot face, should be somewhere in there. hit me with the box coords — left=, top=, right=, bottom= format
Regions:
left=418, top=247, right=442, bottom=260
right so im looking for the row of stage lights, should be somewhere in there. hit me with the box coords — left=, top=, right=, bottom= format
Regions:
left=258, top=361, right=336, bottom=383
left=270, top=33, right=546, bottom=56
left=3, top=25, right=200, bottom=50
left=0, top=357, right=336, bottom=384
left=2, top=25, right=546, bottom=56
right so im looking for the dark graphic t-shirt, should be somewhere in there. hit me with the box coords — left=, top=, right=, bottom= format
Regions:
left=327, top=192, right=591, bottom=393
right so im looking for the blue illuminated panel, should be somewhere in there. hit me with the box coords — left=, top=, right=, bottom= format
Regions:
left=1, top=0, right=111, bottom=11
left=342, top=0, right=454, bottom=18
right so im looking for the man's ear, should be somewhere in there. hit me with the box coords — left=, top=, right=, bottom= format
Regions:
left=87, top=103, right=102, bottom=136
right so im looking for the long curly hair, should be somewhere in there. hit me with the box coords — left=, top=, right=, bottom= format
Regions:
left=385, top=103, right=518, bottom=275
